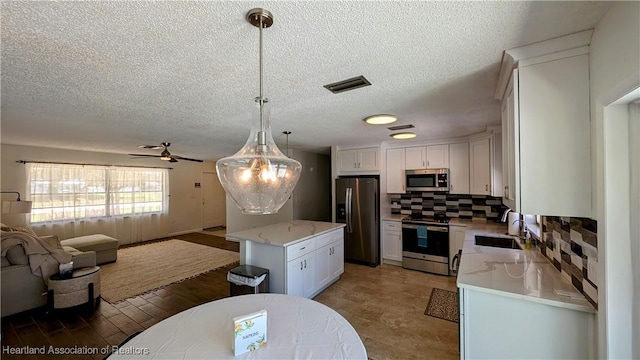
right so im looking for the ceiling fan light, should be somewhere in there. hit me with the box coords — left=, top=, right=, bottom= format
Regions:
left=160, top=156, right=172, bottom=161
left=364, top=114, right=397, bottom=125
left=390, top=132, right=416, bottom=140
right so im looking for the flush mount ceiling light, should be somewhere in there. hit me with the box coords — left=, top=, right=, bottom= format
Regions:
left=216, top=8, right=302, bottom=215
left=390, top=132, right=417, bottom=140
left=363, top=114, right=397, bottom=125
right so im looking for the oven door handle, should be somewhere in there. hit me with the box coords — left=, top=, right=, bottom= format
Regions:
left=402, top=224, right=449, bottom=232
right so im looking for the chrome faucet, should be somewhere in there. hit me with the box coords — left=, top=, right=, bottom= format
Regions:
left=501, top=208, right=513, bottom=222
left=512, top=218, right=532, bottom=249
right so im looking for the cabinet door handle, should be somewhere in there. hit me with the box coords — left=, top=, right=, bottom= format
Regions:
left=300, top=247, right=306, bottom=250
left=304, top=259, right=307, bottom=268
left=486, top=184, right=489, bottom=191
left=300, top=261, right=303, bottom=270
left=422, top=160, right=425, bottom=167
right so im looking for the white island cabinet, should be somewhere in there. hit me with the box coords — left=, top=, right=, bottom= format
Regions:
left=225, top=220, right=345, bottom=299
left=457, top=226, right=596, bottom=359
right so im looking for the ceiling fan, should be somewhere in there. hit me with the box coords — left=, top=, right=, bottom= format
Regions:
left=129, top=142, right=203, bottom=163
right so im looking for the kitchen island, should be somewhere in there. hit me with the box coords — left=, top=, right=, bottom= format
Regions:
left=226, top=220, right=345, bottom=299
left=453, top=220, right=596, bottom=359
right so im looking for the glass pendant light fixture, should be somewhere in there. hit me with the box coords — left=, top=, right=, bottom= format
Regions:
left=216, top=8, right=302, bottom=215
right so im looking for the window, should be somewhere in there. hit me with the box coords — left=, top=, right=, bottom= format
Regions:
left=27, top=163, right=168, bottom=223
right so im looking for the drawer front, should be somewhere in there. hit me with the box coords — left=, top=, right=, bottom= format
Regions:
left=314, top=229, right=343, bottom=249
left=383, top=220, right=402, bottom=232
left=286, top=239, right=315, bottom=261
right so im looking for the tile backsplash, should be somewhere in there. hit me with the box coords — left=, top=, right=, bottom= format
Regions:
left=389, top=192, right=506, bottom=221
left=541, top=216, right=598, bottom=309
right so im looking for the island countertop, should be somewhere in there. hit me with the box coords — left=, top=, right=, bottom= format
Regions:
left=225, top=220, right=345, bottom=247
left=455, top=221, right=595, bottom=313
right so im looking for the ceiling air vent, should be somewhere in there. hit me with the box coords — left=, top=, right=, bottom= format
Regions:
left=387, top=124, right=415, bottom=131
left=324, top=76, right=371, bottom=94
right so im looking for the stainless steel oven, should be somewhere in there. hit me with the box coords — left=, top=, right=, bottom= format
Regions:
left=402, top=220, right=449, bottom=275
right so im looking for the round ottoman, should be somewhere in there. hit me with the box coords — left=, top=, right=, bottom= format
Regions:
left=48, top=266, right=101, bottom=311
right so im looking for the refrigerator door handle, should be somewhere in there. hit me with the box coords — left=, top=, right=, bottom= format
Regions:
left=346, top=187, right=352, bottom=233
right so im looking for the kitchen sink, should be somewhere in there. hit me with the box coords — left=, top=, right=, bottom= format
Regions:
left=475, top=235, right=522, bottom=250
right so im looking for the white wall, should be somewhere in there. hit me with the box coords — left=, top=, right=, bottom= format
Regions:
left=630, top=103, right=640, bottom=359
left=0, top=144, right=216, bottom=238
left=225, top=195, right=293, bottom=234
left=589, top=1, right=640, bottom=358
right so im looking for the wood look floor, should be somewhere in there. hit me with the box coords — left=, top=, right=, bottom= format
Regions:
left=1, top=232, right=459, bottom=360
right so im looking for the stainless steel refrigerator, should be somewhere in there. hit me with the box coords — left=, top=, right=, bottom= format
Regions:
left=335, top=177, right=379, bottom=266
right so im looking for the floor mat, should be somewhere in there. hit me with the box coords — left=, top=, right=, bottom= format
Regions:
left=424, top=288, right=459, bottom=323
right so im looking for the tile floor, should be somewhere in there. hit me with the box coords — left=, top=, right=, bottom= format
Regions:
left=316, top=262, right=460, bottom=360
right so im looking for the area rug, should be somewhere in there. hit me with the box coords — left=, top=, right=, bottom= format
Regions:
left=424, top=288, right=459, bottom=323
left=99, top=239, right=239, bottom=303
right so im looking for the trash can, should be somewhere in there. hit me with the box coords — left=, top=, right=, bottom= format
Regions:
left=227, top=265, right=269, bottom=296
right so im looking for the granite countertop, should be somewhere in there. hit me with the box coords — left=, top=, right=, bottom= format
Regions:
left=456, top=223, right=595, bottom=313
left=225, top=220, right=345, bottom=247
left=382, top=214, right=405, bottom=221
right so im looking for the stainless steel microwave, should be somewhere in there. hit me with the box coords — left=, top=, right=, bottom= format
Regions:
left=405, top=169, right=449, bottom=192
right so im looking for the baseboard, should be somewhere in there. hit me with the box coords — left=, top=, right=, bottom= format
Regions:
left=382, top=258, right=402, bottom=267
left=168, top=228, right=203, bottom=237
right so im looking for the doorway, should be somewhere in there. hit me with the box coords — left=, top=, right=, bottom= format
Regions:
left=201, top=171, right=226, bottom=230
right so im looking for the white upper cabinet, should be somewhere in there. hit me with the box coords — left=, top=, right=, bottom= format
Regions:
left=500, top=43, right=591, bottom=216
left=426, top=144, right=450, bottom=168
left=491, top=131, right=503, bottom=197
left=469, top=138, right=491, bottom=195
left=405, top=145, right=449, bottom=169
left=404, top=146, right=426, bottom=169
left=337, top=147, right=380, bottom=174
left=358, top=148, right=380, bottom=171
left=386, top=148, right=405, bottom=194
left=448, top=142, right=470, bottom=194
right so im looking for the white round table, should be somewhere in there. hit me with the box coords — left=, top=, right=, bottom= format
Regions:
left=108, top=293, right=367, bottom=359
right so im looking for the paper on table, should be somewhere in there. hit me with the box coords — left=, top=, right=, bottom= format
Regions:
left=233, top=309, right=267, bottom=356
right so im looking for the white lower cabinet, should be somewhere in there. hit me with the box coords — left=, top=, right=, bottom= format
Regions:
left=448, top=225, right=466, bottom=272
left=315, top=239, right=344, bottom=290
left=243, top=228, right=344, bottom=299
left=382, top=220, right=402, bottom=264
left=459, top=287, right=595, bottom=359
left=286, top=252, right=315, bottom=298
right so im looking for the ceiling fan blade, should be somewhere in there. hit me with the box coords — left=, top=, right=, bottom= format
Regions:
left=172, top=155, right=203, bottom=163
left=137, top=145, right=164, bottom=150
left=128, top=154, right=162, bottom=157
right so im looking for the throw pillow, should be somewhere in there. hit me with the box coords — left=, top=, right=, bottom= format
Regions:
left=6, top=245, right=29, bottom=265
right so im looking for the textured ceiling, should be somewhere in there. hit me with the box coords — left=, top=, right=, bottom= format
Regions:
left=1, top=1, right=611, bottom=161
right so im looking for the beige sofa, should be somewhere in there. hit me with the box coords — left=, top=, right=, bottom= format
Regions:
left=1, top=233, right=119, bottom=317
